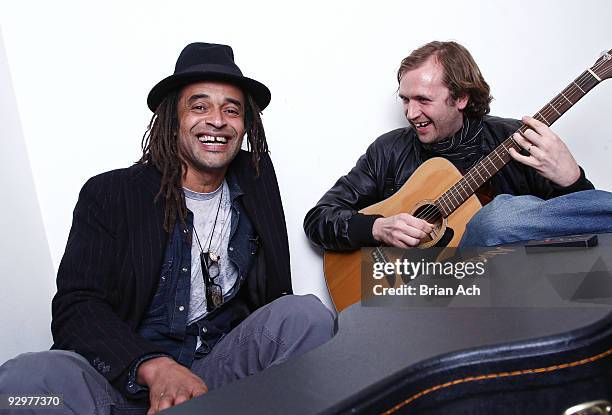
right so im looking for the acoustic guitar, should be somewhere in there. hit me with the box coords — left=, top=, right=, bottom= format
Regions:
left=324, top=49, right=612, bottom=312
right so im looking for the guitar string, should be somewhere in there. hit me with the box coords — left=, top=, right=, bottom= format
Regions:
left=437, top=67, right=599, bottom=212
left=410, top=57, right=609, bottom=227
left=417, top=58, right=610, bottom=224
left=414, top=75, right=590, bottom=227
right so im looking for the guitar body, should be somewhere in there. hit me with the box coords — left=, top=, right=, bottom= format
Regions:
left=323, top=157, right=483, bottom=312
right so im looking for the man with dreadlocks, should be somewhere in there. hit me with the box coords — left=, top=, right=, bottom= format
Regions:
left=304, top=40, right=612, bottom=251
left=0, top=43, right=334, bottom=414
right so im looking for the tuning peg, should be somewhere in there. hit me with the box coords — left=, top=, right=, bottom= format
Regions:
left=599, top=50, right=611, bottom=60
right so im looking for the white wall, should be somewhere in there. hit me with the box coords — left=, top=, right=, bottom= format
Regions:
left=1, top=0, right=611, bottom=363
left=0, top=30, right=54, bottom=362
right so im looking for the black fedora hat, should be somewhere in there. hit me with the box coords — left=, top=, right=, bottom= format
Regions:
left=147, top=42, right=271, bottom=112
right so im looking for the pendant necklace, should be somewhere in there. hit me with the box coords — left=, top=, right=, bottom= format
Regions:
left=193, top=184, right=224, bottom=265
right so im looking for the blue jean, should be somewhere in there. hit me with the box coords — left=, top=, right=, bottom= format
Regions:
left=460, top=190, right=612, bottom=247
left=0, top=294, right=335, bottom=415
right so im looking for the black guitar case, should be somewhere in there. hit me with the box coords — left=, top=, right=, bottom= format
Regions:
left=350, top=236, right=612, bottom=415
left=353, top=312, right=612, bottom=415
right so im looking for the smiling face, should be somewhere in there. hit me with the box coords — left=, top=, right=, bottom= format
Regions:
left=398, top=57, right=468, bottom=144
left=176, top=81, right=246, bottom=192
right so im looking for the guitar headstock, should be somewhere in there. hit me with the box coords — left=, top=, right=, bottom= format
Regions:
left=592, top=49, right=612, bottom=80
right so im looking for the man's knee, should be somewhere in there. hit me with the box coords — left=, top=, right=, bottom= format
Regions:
left=463, top=206, right=501, bottom=247
left=462, top=194, right=543, bottom=247
left=268, top=294, right=336, bottom=343
left=0, top=350, right=91, bottom=392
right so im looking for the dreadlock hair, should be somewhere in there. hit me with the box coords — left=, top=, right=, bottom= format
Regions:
left=397, top=41, right=493, bottom=119
left=138, top=87, right=268, bottom=233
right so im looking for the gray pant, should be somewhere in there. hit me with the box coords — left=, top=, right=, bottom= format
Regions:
left=0, top=294, right=335, bottom=414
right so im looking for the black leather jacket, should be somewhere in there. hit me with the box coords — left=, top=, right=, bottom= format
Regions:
left=304, top=116, right=594, bottom=251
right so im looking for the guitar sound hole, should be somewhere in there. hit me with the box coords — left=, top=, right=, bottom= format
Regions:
left=413, top=203, right=443, bottom=245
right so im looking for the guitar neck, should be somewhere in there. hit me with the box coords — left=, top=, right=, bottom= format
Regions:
left=435, top=68, right=603, bottom=217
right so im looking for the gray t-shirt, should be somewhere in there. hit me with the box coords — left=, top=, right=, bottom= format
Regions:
left=184, top=181, right=238, bottom=325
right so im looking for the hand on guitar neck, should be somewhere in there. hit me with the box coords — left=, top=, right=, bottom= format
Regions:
left=372, top=213, right=434, bottom=248
left=508, top=116, right=581, bottom=187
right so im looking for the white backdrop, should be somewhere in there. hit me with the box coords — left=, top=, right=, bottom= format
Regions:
left=1, top=0, right=611, bottom=363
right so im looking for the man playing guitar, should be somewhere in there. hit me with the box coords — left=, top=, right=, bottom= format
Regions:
left=304, top=41, right=612, bottom=251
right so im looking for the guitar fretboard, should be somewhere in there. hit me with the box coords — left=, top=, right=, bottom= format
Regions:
left=433, top=68, right=603, bottom=218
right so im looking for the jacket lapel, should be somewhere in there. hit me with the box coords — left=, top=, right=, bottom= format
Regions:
left=126, top=164, right=168, bottom=307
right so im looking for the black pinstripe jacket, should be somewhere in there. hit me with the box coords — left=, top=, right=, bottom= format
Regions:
left=50, top=150, right=291, bottom=395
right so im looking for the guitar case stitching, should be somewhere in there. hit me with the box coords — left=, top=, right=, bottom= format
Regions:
left=328, top=311, right=612, bottom=415
left=380, top=346, right=612, bottom=414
